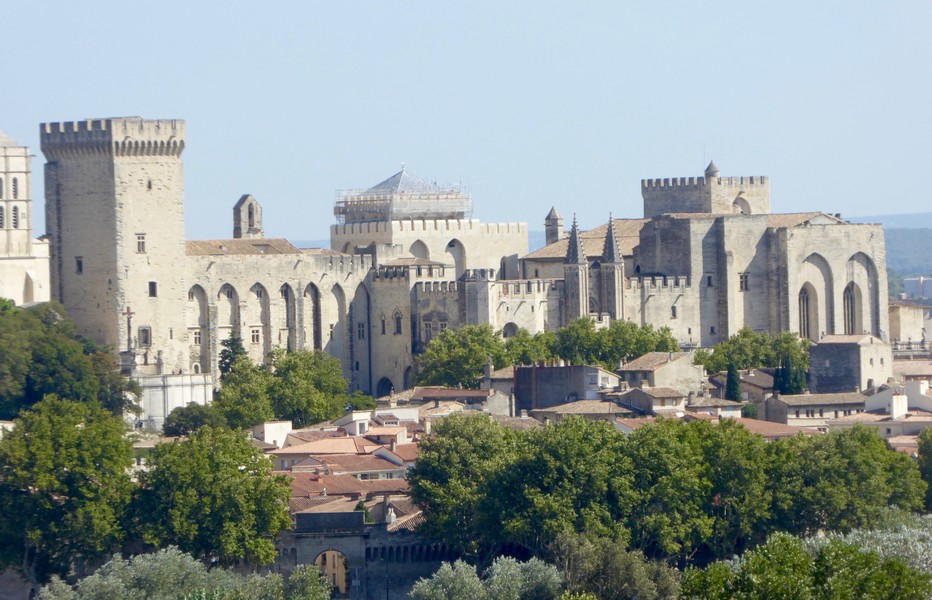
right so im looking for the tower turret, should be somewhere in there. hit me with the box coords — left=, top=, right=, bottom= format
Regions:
left=563, top=215, right=589, bottom=323
left=600, top=215, right=625, bottom=320
left=233, top=194, right=264, bottom=239
left=545, top=206, right=563, bottom=246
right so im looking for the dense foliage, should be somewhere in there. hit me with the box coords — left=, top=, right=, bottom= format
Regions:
left=134, top=427, right=292, bottom=566
left=0, top=301, right=139, bottom=419
left=409, top=557, right=562, bottom=600
left=415, top=319, right=678, bottom=388
left=38, top=547, right=331, bottom=600
left=213, top=348, right=368, bottom=429
left=410, top=414, right=924, bottom=568
left=693, top=328, right=810, bottom=379
left=0, top=396, right=134, bottom=586
left=162, top=402, right=228, bottom=436
left=681, top=532, right=932, bottom=599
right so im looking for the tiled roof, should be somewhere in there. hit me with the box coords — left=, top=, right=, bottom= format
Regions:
left=619, top=352, right=692, bottom=372
left=488, top=415, right=544, bottom=431
left=727, top=417, right=818, bottom=438
left=636, top=387, right=687, bottom=399
left=381, top=257, right=446, bottom=267
left=489, top=366, right=515, bottom=379
left=893, top=360, right=932, bottom=376
left=776, top=392, right=866, bottom=406
left=410, top=387, right=491, bottom=400
left=271, top=436, right=379, bottom=456
left=392, top=443, right=420, bottom=461
left=614, top=417, right=658, bottom=430
left=288, top=472, right=410, bottom=498
left=524, top=218, right=648, bottom=261
left=286, top=429, right=345, bottom=445
left=687, top=397, right=742, bottom=408
left=417, top=401, right=467, bottom=418
left=305, top=453, right=403, bottom=474
left=534, top=400, right=627, bottom=415
left=365, top=426, right=407, bottom=436
left=300, top=247, right=345, bottom=256
left=388, top=511, right=426, bottom=532
left=766, top=212, right=842, bottom=228
left=709, top=368, right=774, bottom=389
left=185, top=238, right=302, bottom=256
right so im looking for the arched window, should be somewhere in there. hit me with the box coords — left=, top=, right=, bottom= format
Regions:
left=0, top=206, right=3, bottom=228
left=12, top=206, right=18, bottom=229
left=0, top=177, right=4, bottom=199
left=12, top=178, right=18, bottom=199
left=799, top=287, right=810, bottom=340
left=248, top=204, right=255, bottom=228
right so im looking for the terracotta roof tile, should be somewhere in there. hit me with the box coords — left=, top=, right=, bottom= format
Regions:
left=185, top=238, right=302, bottom=256
left=524, top=219, right=649, bottom=260
left=392, top=443, right=420, bottom=461
left=776, top=392, right=866, bottom=406
left=618, top=352, right=692, bottom=372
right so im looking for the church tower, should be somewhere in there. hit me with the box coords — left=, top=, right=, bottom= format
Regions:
left=563, top=215, right=589, bottom=323
left=233, top=194, right=264, bottom=239
left=544, top=206, right=563, bottom=246
left=41, top=118, right=190, bottom=376
left=600, top=215, right=625, bottom=320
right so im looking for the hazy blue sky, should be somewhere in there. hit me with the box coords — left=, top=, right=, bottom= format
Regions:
left=4, top=1, right=930, bottom=242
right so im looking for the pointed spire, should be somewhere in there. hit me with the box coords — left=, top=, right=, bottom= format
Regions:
left=705, top=160, right=720, bottom=179
left=545, top=206, right=563, bottom=222
left=603, top=214, right=622, bottom=263
left=565, top=215, right=587, bottom=265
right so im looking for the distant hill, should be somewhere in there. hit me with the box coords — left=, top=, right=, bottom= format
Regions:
left=849, top=212, right=932, bottom=229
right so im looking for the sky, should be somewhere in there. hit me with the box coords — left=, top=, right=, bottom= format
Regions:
left=4, top=1, right=931, bottom=242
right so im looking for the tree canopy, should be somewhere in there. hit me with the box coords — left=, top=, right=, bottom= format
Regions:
left=415, top=319, right=679, bottom=388
left=693, top=328, right=810, bottom=378
left=162, top=402, right=228, bottom=437
left=409, top=557, right=563, bottom=600
left=0, top=302, right=139, bottom=419
left=410, top=416, right=925, bottom=567
left=0, top=395, right=134, bottom=586
left=134, top=426, right=292, bottom=566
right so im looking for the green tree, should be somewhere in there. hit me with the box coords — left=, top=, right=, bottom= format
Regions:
left=552, top=318, right=604, bottom=368
left=163, top=402, right=228, bottom=436
left=268, top=349, right=349, bottom=427
left=549, top=532, right=679, bottom=600
left=483, top=418, right=634, bottom=554
left=286, top=564, right=332, bottom=600
left=213, top=358, right=275, bottom=429
left=601, top=320, right=679, bottom=371
left=135, top=426, right=292, bottom=566
left=504, top=329, right=556, bottom=366
left=409, top=560, right=488, bottom=600
left=695, top=328, right=809, bottom=376
left=218, top=333, right=248, bottom=378
left=87, top=349, right=142, bottom=416
left=724, top=363, right=742, bottom=401
left=408, top=413, right=520, bottom=557
left=0, top=396, right=134, bottom=587
left=415, top=325, right=508, bottom=388
left=918, top=427, right=932, bottom=511
left=483, top=556, right=563, bottom=600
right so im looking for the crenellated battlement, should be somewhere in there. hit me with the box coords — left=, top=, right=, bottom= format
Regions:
left=414, top=280, right=459, bottom=295
left=497, top=279, right=558, bottom=298
left=641, top=175, right=768, bottom=190
left=40, top=118, right=186, bottom=159
left=625, top=275, right=692, bottom=290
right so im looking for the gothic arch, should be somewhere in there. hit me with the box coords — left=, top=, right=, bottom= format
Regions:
left=798, top=282, right=819, bottom=342
left=409, top=239, right=430, bottom=260
left=376, top=377, right=394, bottom=398
left=188, top=285, right=211, bottom=371
left=844, top=281, right=863, bottom=335
left=846, top=252, right=880, bottom=336
left=303, top=283, right=322, bottom=351
left=799, top=253, right=835, bottom=336
left=216, top=284, right=240, bottom=333
left=732, top=196, right=751, bottom=215
left=351, top=284, right=372, bottom=391
left=245, top=283, right=272, bottom=362
left=445, top=238, right=466, bottom=278
left=325, top=284, right=347, bottom=369
left=502, top=322, right=519, bottom=338
left=280, top=284, right=297, bottom=351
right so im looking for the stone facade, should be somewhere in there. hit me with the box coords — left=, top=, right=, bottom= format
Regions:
left=0, top=131, right=49, bottom=305
left=37, top=118, right=890, bottom=427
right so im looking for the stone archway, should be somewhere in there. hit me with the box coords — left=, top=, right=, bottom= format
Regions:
left=376, top=377, right=394, bottom=398
left=314, top=549, right=349, bottom=595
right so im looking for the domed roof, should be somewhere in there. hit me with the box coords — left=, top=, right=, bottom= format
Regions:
left=0, top=130, right=17, bottom=147
left=704, top=160, right=720, bottom=178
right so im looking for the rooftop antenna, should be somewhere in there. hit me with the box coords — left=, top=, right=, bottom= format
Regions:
left=400, top=162, right=405, bottom=172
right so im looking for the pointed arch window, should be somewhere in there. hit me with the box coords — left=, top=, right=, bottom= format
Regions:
left=11, top=178, right=18, bottom=199
left=0, top=177, right=4, bottom=199
left=0, top=206, right=3, bottom=228
left=12, top=206, right=18, bottom=229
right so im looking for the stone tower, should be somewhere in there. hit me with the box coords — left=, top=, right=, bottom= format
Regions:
left=0, top=130, right=49, bottom=305
left=563, top=215, right=589, bottom=323
left=544, top=206, right=563, bottom=246
left=641, top=161, right=771, bottom=217
left=233, top=194, right=264, bottom=239
left=600, top=216, right=625, bottom=320
left=41, top=118, right=190, bottom=376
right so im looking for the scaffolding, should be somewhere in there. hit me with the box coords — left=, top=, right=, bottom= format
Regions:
left=334, top=182, right=472, bottom=224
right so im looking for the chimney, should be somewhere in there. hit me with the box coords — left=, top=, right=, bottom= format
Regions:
left=890, top=391, right=908, bottom=420
left=424, top=419, right=432, bottom=435
left=390, top=439, right=397, bottom=452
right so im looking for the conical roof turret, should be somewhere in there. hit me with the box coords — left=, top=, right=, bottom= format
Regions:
left=565, top=215, right=587, bottom=265
left=704, top=160, right=720, bottom=178
left=603, top=215, right=622, bottom=263
left=545, top=206, right=563, bottom=222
